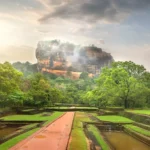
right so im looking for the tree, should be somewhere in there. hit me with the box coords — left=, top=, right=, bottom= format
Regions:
left=65, top=84, right=79, bottom=104
left=79, top=72, right=89, bottom=80
left=0, top=62, right=23, bottom=102
left=112, top=61, right=146, bottom=79
left=7, top=91, right=25, bottom=107
left=12, top=61, right=38, bottom=76
left=66, top=70, right=72, bottom=78
left=49, top=88, right=63, bottom=105
left=26, top=73, right=51, bottom=107
left=95, top=66, right=148, bottom=108
left=110, top=61, right=150, bottom=108
left=55, top=77, right=64, bottom=83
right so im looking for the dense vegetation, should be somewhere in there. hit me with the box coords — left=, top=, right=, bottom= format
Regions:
left=0, top=61, right=150, bottom=109
left=92, top=61, right=150, bottom=108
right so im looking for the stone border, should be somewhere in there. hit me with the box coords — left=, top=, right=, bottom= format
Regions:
left=124, top=127, right=150, bottom=146
left=133, top=122, right=150, bottom=131
left=119, top=111, right=150, bottom=125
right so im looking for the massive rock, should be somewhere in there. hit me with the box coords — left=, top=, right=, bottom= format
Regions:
left=36, top=40, right=113, bottom=79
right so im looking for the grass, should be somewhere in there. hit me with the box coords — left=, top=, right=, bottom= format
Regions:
left=97, top=115, right=133, bottom=123
left=0, top=112, right=64, bottom=150
left=1, top=112, right=63, bottom=122
left=89, top=112, right=98, bottom=116
left=69, top=112, right=91, bottom=150
left=104, top=110, right=113, bottom=113
left=126, top=110, right=150, bottom=115
left=21, top=123, right=38, bottom=130
left=43, top=112, right=63, bottom=125
left=124, top=125, right=150, bottom=137
left=88, top=125, right=109, bottom=150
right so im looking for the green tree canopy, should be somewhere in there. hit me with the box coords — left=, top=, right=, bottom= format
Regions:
left=94, top=62, right=150, bottom=108
left=79, top=72, right=89, bottom=80
left=0, top=62, right=23, bottom=101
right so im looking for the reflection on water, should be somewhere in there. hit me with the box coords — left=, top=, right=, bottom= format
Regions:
left=0, top=124, right=25, bottom=140
left=0, top=127, right=18, bottom=138
left=104, top=132, right=150, bottom=150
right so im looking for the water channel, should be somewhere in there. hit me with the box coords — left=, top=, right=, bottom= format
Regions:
left=103, top=131, right=150, bottom=150
left=0, top=124, right=25, bottom=139
left=0, top=127, right=18, bottom=139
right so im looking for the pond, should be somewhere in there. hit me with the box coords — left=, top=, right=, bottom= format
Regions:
left=0, top=124, right=26, bottom=142
left=0, top=127, right=18, bottom=139
left=103, top=131, right=150, bottom=150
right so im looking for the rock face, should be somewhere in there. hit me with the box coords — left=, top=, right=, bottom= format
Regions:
left=36, top=40, right=113, bottom=79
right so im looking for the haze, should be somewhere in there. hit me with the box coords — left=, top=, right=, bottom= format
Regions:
left=0, top=0, right=150, bottom=70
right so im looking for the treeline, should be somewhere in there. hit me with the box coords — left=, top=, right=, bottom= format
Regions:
left=0, top=62, right=94, bottom=108
left=12, top=61, right=38, bottom=76
left=0, top=61, right=150, bottom=109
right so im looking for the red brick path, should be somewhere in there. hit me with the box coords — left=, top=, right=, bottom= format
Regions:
left=10, top=112, right=75, bottom=150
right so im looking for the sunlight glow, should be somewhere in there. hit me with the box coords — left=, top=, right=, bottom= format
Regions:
left=0, top=21, right=18, bottom=46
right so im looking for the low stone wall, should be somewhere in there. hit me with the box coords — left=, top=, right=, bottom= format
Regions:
left=96, top=124, right=124, bottom=131
left=105, top=107, right=124, bottom=112
left=45, top=108, right=98, bottom=112
left=0, top=110, right=14, bottom=118
left=133, top=122, right=150, bottom=131
left=119, top=111, right=150, bottom=125
left=16, top=109, right=42, bottom=115
left=98, top=112, right=118, bottom=116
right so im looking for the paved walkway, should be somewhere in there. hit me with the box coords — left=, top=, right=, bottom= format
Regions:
left=10, top=112, right=75, bottom=150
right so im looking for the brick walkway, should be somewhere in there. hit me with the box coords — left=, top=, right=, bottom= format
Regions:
left=10, top=112, right=75, bottom=150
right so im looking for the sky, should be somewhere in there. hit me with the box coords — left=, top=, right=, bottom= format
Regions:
left=0, top=0, right=150, bottom=70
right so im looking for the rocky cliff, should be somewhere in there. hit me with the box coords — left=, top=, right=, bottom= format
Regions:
left=36, top=40, right=113, bottom=79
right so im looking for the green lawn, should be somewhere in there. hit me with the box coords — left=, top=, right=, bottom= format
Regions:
left=124, top=125, right=150, bottom=137
left=69, top=112, right=91, bottom=150
left=0, top=112, right=63, bottom=150
left=126, top=110, right=150, bottom=115
left=43, top=112, right=64, bottom=125
left=88, top=125, right=109, bottom=150
left=21, top=123, right=38, bottom=130
left=97, top=115, right=133, bottom=123
left=1, top=112, right=62, bottom=122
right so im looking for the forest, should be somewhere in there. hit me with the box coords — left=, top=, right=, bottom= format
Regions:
left=0, top=61, right=150, bottom=109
